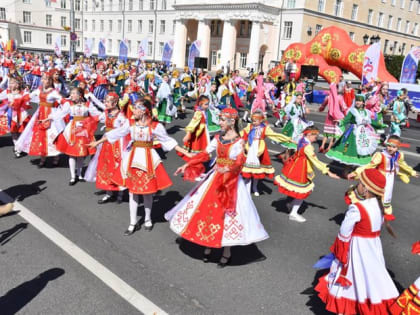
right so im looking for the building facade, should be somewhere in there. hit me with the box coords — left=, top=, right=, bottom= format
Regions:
left=1, top=0, right=419, bottom=73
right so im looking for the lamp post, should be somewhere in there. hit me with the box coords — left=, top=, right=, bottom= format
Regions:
left=363, top=34, right=369, bottom=45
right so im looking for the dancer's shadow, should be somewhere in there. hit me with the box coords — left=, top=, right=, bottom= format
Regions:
left=258, top=179, right=273, bottom=195
left=30, top=156, right=67, bottom=169
left=0, top=268, right=65, bottom=315
left=414, top=163, right=420, bottom=172
left=0, top=210, right=20, bottom=219
left=149, top=191, right=183, bottom=223
left=178, top=239, right=267, bottom=266
left=329, top=213, right=345, bottom=226
left=301, top=269, right=335, bottom=315
left=327, top=161, right=354, bottom=178
left=0, top=135, right=13, bottom=148
left=2, top=180, right=46, bottom=202
left=166, top=125, right=182, bottom=135
left=271, top=197, right=293, bottom=214
left=0, top=223, right=28, bottom=246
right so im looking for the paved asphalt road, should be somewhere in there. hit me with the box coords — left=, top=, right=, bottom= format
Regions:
left=0, top=102, right=419, bottom=315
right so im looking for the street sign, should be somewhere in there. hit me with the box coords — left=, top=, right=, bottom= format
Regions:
left=70, top=32, right=77, bottom=41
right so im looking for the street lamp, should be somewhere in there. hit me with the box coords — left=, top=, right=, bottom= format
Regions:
left=307, top=26, right=312, bottom=36
left=363, top=34, right=369, bottom=44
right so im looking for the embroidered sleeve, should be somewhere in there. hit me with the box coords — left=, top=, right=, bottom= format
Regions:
left=106, top=119, right=130, bottom=144
left=153, top=123, right=178, bottom=152
left=304, top=144, right=329, bottom=174
left=185, top=111, right=203, bottom=133
left=398, top=152, right=416, bottom=177
left=352, top=152, right=382, bottom=178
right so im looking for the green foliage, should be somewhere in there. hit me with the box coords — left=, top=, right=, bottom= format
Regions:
left=385, top=54, right=420, bottom=81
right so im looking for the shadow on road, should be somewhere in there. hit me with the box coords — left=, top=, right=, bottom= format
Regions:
left=0, top=268, right=65, bottom=315
left=0, top=210, right=20, bottom=219
left=0, top=223, right=28, bottom=246
left=152, top=191, right=183, bottom=223
left=301, top=269, right=335, bottom=315
left=329, top=213, right=345, bottom=226
left=2, top=180, right=47, bottom=202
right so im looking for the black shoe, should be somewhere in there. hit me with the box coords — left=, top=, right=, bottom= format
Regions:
left=37, top=161, right=46, bottom=168
left=217, top=256, right=231, bottom=268
left=97, top=196, right=116, bottom=204
left=124, top=222, right=140, bottom=236
left=78, top=176, right=86, bottom=183
left=144, top=220, right=153, bottom=232
left=116, top=198, right=123, bottom=204
left=94, top=190, right=106, bottom=196
left=202, top=252, right=211, bottom=263
left=69, top=178, right=77, bottom=186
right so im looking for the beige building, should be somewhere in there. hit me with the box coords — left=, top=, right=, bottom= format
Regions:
left=1, top=0, right=419, bottom=73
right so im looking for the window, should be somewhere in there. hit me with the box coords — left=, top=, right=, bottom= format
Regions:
left=128, top=20, right=132, bottom=32
left=392, top=0, right=396, bottom=5
left=84, top=0, right=88, bottom=10
left=92, top=20, right=96, bottom=32
left=46, top=33, right=52, bottom=45
left=100, top=20, right=104, bottom=32
left=109, top=20, right=113, bottom=32
left=334, top=0, right=343, bottom=17
left=23, top=0, right=31, bottom=3
left=283, top=21, right=293, bottom=39
left=397, top=18, right=402, bottom=31
left=77, top=39, right=80, bottom=48
left=409, top=0, right=414, bottom=11
left=211, top=51, right=217, bottom=66
left=172, top=20, right=176, bottom=34
left=351, top=4, right=358, bottom=20
left=378, top=12, right=384, bottom=27
left=414, top=22, right=419, bottom=35
left=417, top=1, right=420, bottom=14
left=118, top=0, right=123, bottom=10
left=160, top=20, right=165, bottom=34
left=315, top=24, right=322, bottom=35
left=239, top=53, right=247, bottom=68
left=138, top=20, right=143, bottom=33
left=109, top=0, right=113, bottom=10
left=317, top=0, right=325, bottom=12
left=400, top=0, right=405, bottom=8
left=129, top=0, right=133, bottom=10
left=161, top=0, right=166, bottom=10
left=401, top=43, right=406, bottom=55
left=108, top=39, right=112, bottom=52
left=46, top=14, right=52, bottom=26
left=147, top=41, right=153, bottom=55
left=75, top=18, right=81, bottom=30
left=349, top=32, right=355, bottom=41
left=368, top=9, right=374, bottom=24
left=61, top=0, right=66, bottom=9
left=159, top=42, right=164, bottom=55
left=149, top=20, right=154, bottom=33
left=61, top=16, right=66, bottom=27
left=118, top=19, right=122, bottom=32
left=139, top=0, right=143, bottom=10
left=23, top=11, right=31, bottom=24
left=388, top=15, right=393, bottom=29
left=128, top=40, right=132, bottom=53
left=150, top=0, right=155, bottom=10
left=101, top=0, right=104, bottom=10
left=287, top=0, right=296, bottom=9
left=405, top=20, right=410, bottom=33
left=384, top=39, right=389, bottom=53
left=393, top=41, right=398, bottom=54
left=61, top=35, right=67, bottom=47
left=0, top=8, right=5, bottom=20
left=85, top=19, right=88, bottom=31
left=75, top=0, right=81, bottom=11
left=24, top=31, right=31, bottom=43
left=45, top=0, right=51, bottom=7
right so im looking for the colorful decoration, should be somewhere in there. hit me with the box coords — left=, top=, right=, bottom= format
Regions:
left=269, top=26, right=397, bottom=84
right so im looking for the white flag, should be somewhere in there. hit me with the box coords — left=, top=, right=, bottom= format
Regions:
left=54, top=36, right=62, bottom=57
left=362, top=42, right=381, bottom=85
left=84, top=38, right=93, bottom=57
left=138, top=38, right=148, bottom=61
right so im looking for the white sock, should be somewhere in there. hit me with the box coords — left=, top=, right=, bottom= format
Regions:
left=289, top=199, right=303, bottom=216
left=143, top=194, right=153, bottom=224
left=252, top=179, right=259, bottom=193
left=76, top=157, right=84, bottom=177
left=129, top=193, right=139, bottom=225
left=69, top=157, right=76, bottom=179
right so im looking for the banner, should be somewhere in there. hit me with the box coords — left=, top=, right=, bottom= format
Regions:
left=84, top=38, right=93, bottom=57
left=162, top=40, right=174, bottom=66
left=98, top=39, right=106, bottom=59
left=187, top=40, right=201, bottom=70
left=54, top=36, right=61, bottom=57
left=400, top=46, right=420, bottom=84
left=119, top=40, right=128, bottom=62
left=389, top=82, right=420, bottom=110
left=5, top=39, right=16, bottom=52
left=137, top=38, right=148, bottom=61
left=362, top=42, right=381, bottom=86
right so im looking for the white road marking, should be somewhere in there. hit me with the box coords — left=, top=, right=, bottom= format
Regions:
left=0, top=191, right=168, bottom=315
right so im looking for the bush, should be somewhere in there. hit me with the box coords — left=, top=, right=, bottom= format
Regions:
left=385, top=54, right=420, bottom=82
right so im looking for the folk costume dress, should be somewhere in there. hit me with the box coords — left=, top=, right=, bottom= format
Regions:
left=105, top=119, right=178, bottom=195
left=181, top=108, right=210, bottom=155
left=274, top=137, right=329, bottom=199
left=315, top=198, right=399, bottom=314
left=0, top=89, right=31, bottom=137
left=319, top=84, right=346, bottom=139
left=91, top=72, right=109, bottom=101
left=54, top=100, right=100, bottom=157
left=281, top=98, right=312, bottom=149
left=326, top=107, right=379, bottom=166
left=204, top=88, right=221, bottom=133
left=165, top=135, right=269, bottom=248
left=15, top=88, right=64, bottom=157
left=241, top=123, right=292, bottom=180
left=390, top=98, right=407, bottom=136
left=85, top=110, right=127, bottom=191
left=156, top=81, right=176, bottom=124
left=217, top=83, right=232, bottom=110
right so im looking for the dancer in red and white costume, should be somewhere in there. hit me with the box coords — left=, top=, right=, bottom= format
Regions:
left=15, top=73, right=63, bottom=168
left=166, top=108, right=269, bottom=268
left=84, top=92, right=127, bottom=204
left=0, top=77, right=31, bottom=157
left=54, top=87, right=100, bottom=185
left=89, top=101, right=189, bottom=235
left=315, top=168, right=399, bottom=315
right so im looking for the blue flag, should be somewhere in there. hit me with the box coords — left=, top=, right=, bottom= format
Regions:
left=400, top=54, right=418, bottom=84
left=187, top=40, right=201, bottom=70
left=162, top=42, right=173, bottom=66
left=119, top=40, right=128, bottom=63
left=98, top=40, right=106, bottom=59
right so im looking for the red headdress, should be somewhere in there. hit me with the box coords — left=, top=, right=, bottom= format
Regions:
left=219, top=108, right=238, bottom=120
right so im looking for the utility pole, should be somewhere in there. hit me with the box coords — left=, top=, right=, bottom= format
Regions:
left=152, top=1, right=157, bottom=61
left=70, top=0, right=75, bottom=62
